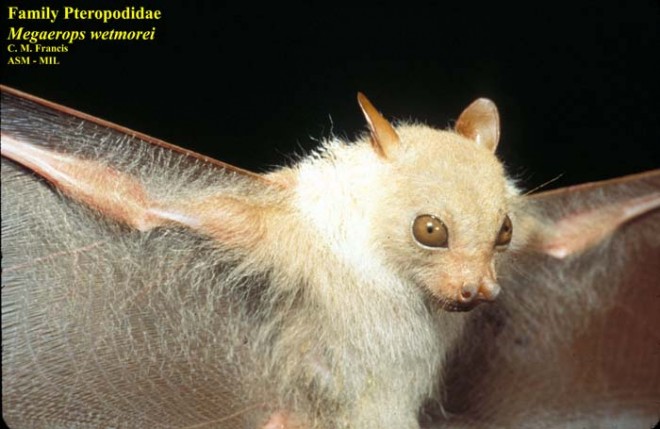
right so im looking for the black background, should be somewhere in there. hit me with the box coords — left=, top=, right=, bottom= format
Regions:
left=3, top=1, right=659, bottom=191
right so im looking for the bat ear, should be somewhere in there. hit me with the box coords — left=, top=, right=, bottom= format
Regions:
left=357, top=92, right=400, bottom=159
left=455, top=98, right=500, bottom=152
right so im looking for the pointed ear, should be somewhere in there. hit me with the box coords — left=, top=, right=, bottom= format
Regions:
left=455, top=98, right=500, bottom=152
left=357, top=92, right=400, bottom=159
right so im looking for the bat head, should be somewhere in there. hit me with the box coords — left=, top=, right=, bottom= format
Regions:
left=357, top=95, right=518, bottom=311
left=287, top=95, right=519, bottom=313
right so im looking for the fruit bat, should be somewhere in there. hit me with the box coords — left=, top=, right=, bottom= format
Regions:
left=2, top=85, right=659, bottom=429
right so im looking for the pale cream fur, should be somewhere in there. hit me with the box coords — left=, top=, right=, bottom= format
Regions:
left=255, top=120, right=520, bottom=427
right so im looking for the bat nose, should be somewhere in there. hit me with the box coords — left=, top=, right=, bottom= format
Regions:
left=459, top=281, right=501, bottom=303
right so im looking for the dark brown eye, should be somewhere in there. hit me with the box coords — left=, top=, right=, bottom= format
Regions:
left=495, top=215, right=513, bottom=247
left=412, top=215, right=449, bottom=248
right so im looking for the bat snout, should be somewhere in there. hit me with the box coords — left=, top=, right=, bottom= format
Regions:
left=429, top=272, right=502, bottom=311
left=437, top=281, right=501, bottom=312
left=458, top=280, right=501, bottom=304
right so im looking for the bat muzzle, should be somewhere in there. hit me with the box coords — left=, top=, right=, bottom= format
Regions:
left=441, top=281, right=501, bottom=312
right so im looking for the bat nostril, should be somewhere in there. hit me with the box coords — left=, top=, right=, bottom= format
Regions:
left=478, top=282, right=501, bottom=301
left=458, top=281, right=501, bottom=304
left=459, top=284, right=478, bottom=302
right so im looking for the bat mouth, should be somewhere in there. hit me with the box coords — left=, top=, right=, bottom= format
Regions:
left=416, top=279, right=499, bottom=313
left=439, top=299, right=483, bottom=312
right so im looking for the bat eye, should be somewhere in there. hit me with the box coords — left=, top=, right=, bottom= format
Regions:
left=495, top=215, right=513, bottom=247
left=412, top=215, right=449, bottom=248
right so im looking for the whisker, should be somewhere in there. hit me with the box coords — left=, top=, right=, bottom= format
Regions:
left=523, top=173, right=564, bottom=196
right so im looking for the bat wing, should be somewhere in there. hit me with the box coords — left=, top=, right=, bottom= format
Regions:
left=1, top=86, right=275, bottom=428
left=440, top=171, right=660, bottom=428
